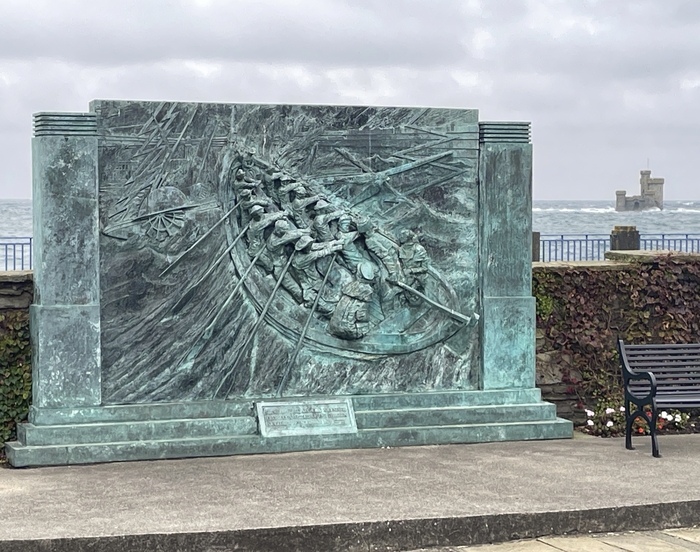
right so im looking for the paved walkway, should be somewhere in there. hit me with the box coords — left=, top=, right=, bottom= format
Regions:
left=413, top=528, right=700, bottom=551
left=2, top=432, right=700, bottom=551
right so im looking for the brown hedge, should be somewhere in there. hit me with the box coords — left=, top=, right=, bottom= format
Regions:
left=533, top=255, right=700, bottom=401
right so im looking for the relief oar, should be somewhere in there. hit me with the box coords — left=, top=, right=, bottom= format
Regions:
left=171, top=222, right=251, bottom=314
left=173, top=246, right=266, bottom=374
left=214, top=251, right=297, bottom=400
left=395, top=281, right=477, bottom=325
left=160, top=200, right=242, bottom=277
left=276, top=254, right=336, bottom=398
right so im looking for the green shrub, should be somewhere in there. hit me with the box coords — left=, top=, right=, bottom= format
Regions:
left=0, top=311, right=31, bottom=444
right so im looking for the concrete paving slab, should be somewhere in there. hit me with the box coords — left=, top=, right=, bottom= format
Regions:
left=2, top=434, right=700, bottom=551
left=412, top=529, right=700, bottom=551
left=667, top=529, right=700, bottom=545
left=466, top=542, right=556, bottom=551
left=599, top=533, right=693, bottom=551
left=539, top=535, right=623, bottom=551
left=408, top=541, right=557, bottom=551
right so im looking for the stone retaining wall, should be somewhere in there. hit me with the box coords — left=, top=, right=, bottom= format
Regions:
left=536, top=342, right=582, bottom=423
left=0, top=271, right=33, bottom=313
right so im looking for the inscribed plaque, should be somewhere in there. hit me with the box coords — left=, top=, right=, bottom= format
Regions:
left=256, top=398, right=357, bottom=437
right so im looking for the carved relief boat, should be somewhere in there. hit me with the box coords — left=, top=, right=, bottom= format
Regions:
left=219, top=151, right=472, bottom=361
left=95, top=102, right=480, bottom=401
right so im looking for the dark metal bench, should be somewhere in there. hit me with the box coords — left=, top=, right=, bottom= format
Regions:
left=618, top=339, right=700, bottom=457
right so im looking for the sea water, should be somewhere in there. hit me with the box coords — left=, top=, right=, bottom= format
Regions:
left=534, top=200, right=700, bottom=236
left=0, top=199, right=32, bottom=237
left=2, top=198, right=700, bottom=238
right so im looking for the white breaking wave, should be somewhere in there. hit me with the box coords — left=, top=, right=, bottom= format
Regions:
left=532, top=207, right=615, bottom=213
left=581, top=207, right=616, bottom=213
left=533, top=200, right=700, bottom=234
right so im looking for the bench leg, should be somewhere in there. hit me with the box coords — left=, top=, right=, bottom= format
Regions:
left=625, top=409, right=635, bottom=451
left=650, top=405, right=661, bottom=458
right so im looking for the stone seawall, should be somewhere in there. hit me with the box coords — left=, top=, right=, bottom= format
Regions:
left=536, top=339, right=582, bottom=423
left=0, top=271, right=33, bottom=445
left=0, top=271, right=33, bottom=313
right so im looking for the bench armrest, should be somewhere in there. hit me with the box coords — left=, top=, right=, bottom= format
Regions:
left=618, top=339, right=658, bottom=402
left=624, top=369, right=657, bottom=393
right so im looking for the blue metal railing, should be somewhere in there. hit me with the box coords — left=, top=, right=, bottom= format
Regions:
left=1, top=237, right=33, bottom=270
left=539, top=233, right=700, bottom=262
left=2, top=234, right=700, bottom=269
left=539, top=234, right=611, bottom=262
left=640, top=234, right=700, bottom=253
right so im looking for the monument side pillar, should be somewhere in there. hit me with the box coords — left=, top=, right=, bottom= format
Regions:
left=478, top=122, right=535, bottom=390
left=31, top=112, right=101, bottom=409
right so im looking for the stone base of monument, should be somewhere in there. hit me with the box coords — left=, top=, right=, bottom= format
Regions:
left=5, top=390, right=571, bottom=467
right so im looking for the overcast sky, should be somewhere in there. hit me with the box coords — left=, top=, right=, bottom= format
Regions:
left=1, top=0, right=699, bottom=200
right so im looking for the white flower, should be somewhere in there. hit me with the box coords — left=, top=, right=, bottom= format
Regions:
left=606, top=420, right=614, bottom=427
left=585, top=409, right=594, bottom=417
left=675, top=415, right=682, bottom=422
left=587, top=420, right=594, bottom=426
left=661, top=411, right=668, bottom=419
left=665, top=413, right=674, bottom=421
left=605, top=408, right=615, bottom=414
left=620, top=406, right=625, bottom=412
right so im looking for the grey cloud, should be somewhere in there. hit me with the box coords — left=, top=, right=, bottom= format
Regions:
left=0, top=0, right=469, bottom=67
left=1, top=0, right=699, bottom=199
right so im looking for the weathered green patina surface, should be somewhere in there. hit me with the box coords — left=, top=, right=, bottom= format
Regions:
left=92, top=103, right=480, bottom=403
left=5, top=103, right=571, bottom=467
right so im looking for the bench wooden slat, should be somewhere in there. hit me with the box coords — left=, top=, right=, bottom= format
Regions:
left=627, top=352, right=700, bottom=358
left=627, top=347, right=700, bottom=357
left=628, top=368, right=700, bottom=376
left=630, top=390, right=700, bottom=398
left=634, top=368, right=700, bottom=382
left=632, top=376, right=700, bottom=383
left=631, top=383, right=700, bottom=386
left=627, top=345, right=700, bottom=355
left=631, top=381, right=700, bottom=387
left=657, top=399, right=700, bottom=407
left=627, top=358, right=700, bottom=366
left=624, top=344, right=700, bottom=350
left=628, top=360, right=700, bottom=364
left=631, top=376, right=700, bottom=382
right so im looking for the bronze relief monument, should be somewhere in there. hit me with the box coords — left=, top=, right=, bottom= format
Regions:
left=6, top=102, right=571, bottom=466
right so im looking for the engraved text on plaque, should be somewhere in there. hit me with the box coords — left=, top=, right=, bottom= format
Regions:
left=256, top=399, right=358, bottom=438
